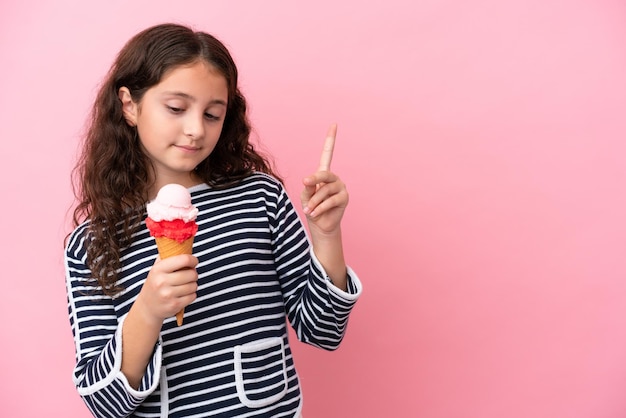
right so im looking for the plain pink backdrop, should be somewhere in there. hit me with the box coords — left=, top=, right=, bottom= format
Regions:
left=1, top=1, right=626, bottom=417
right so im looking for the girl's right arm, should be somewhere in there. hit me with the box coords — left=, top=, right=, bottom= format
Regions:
left=121, top=255, right=198, bottom=389
left=65, top=225, right=198, bottom=417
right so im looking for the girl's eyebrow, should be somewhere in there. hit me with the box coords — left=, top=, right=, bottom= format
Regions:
left=162, top=91, right=227, bottom=106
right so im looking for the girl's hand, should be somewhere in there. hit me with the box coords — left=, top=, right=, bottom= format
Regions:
left=301, top=124, right=349, bottom=289
left=121, top=254, right=197, bottom=388
left=301, top=124, right=349, bottom=236
left=135, top=254, right=199, bottom=325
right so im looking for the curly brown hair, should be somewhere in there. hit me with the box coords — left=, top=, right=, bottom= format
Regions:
left=71, top=23, right=280, bottom=296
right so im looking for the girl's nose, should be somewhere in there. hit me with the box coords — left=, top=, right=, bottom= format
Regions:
left=183, top=114, right=205, bottom=140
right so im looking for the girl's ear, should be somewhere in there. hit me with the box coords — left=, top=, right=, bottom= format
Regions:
left=118, top=87, right=138, bottom=126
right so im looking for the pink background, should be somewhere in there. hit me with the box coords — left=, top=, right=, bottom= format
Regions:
left=1, top=0, right=626, bottom=416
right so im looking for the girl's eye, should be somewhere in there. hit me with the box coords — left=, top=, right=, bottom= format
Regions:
left=167, top=106, right=184, bottom=113
left=204, top=113, right=220, bottom=121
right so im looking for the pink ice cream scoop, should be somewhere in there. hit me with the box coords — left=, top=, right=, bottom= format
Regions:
left=146, top=184, right=199, bottom=243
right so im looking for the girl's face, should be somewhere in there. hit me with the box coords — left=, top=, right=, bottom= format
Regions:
left=121, top=61, right=228, bottom=191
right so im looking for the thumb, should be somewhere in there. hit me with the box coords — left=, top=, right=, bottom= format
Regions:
left=300, top=180, right=316, bottom=209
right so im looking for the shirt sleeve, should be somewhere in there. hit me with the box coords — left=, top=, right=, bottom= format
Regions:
left=268, top=180, right=363, bottom=350
left=65, top=225, right=161, bottom=418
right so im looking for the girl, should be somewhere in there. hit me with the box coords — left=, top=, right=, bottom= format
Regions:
left=65, top=23, right=362, bottom=417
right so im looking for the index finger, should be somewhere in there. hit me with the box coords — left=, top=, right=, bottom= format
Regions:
left=318, top=123, right=337, bottom=171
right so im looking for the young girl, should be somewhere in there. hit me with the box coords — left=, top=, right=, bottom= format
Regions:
left=65, top=23, right=362, bottom=417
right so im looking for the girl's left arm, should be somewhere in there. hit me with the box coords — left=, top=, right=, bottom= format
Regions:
left=300, top=124, right=349, bottom=290
left=300, top=171, right=348, bottom=290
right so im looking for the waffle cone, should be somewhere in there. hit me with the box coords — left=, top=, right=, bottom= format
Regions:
left=154, top=236, right=194, bottom=258
left=154, top=236, right=194, bottom=326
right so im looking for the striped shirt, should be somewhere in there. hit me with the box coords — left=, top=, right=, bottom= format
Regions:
left=65, top=173, right=362, bottom=417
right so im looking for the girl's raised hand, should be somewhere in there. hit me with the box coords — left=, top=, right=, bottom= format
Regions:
left=301, top=124, right=349, bottom=236
left=135, top=254, right=199, bottom=325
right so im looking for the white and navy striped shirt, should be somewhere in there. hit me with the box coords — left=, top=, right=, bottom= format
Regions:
left=65, top=173, right=362, bottom=417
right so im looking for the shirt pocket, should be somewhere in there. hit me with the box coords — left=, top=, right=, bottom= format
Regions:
left=233, top=337, right=288, bottom=408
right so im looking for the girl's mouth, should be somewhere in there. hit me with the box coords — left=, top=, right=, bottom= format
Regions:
left=176, top=144, right=201, bottom=152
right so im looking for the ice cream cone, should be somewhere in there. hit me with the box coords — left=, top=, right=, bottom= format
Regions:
left=154, top=236, right=194, bottom=326
left=154, top=236, right=194, bottom=258
left=146, top=184, right=199, bottom=327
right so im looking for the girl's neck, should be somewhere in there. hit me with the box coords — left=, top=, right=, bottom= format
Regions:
left=149, top=172, right=204, bottom=199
